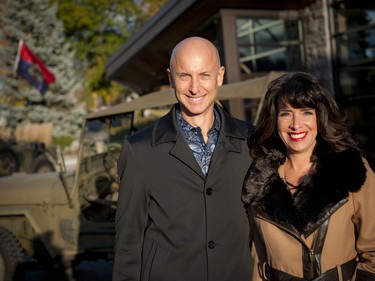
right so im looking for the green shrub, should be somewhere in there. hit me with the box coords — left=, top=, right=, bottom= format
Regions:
left=53, top=136, right=74, bottom=150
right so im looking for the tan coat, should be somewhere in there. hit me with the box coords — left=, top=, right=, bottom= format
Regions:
left=243, top=149, right=375, bottom=281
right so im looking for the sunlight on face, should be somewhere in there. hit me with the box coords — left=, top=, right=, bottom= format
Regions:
left=167, top=38, right=225, bottom=124
left=277, top=103, right=318, bottom=156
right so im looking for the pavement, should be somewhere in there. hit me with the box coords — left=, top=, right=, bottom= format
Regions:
left=22, top=260, right=113, bottom=281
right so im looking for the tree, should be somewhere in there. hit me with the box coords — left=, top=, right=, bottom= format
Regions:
left=0, top=0, right=84, bottom=145
left=54, top=0, right=168, bottom=109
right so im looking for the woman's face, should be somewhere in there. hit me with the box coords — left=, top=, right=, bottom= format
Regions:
left=277, top=102, right=318, bottom=156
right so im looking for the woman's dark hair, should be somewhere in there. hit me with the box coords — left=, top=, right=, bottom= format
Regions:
left=249, top=72, right=359, bottom=158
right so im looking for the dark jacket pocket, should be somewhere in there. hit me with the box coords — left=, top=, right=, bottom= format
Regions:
left=141, top=237, right=171, bottom=281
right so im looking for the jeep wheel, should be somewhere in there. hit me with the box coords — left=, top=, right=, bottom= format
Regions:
left=0, top=150, right=18, bottom=177
left=30, top=155, right=55, bottom=173
left=0, top=226, right=24, bottom=281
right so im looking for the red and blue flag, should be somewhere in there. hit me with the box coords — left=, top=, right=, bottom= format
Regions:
left=15, top=41, right=56, bottom=96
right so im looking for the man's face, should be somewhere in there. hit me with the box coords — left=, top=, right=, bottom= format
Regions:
left=167, top=42, right=225, bottom=121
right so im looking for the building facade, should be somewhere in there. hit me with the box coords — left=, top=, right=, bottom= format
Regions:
left=106, top=0, right=375, bottom=168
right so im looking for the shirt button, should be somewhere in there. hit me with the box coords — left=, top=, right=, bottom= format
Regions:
left=208, top=241, right=215, bottom=249
left=206, top=188, right=213, bottom=196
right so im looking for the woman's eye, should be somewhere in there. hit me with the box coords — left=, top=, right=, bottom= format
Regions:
left=303, top=110, right=315, bottom=116
left=279, top=112, right=290, bottom=117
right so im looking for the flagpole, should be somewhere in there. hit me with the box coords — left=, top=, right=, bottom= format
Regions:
left=14, top=39, right=23, bottom=73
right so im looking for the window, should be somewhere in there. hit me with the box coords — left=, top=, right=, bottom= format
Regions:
left=237, top=17, right=304, bottom=79
left=331, top=0, right=375, bottom=167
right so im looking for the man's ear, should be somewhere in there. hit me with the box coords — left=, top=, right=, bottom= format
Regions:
left=167, top=68, right=175, bottom=89
left=217, top=66, right=225, bottom=87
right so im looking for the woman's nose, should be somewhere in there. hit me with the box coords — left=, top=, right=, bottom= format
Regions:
left=290, top=116, right=302, bottom=130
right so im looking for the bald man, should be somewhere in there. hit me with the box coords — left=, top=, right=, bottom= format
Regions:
left=113, top=37, right=253, bottom=281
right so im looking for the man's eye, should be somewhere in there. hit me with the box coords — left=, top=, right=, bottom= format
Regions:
left=200, top=74, right=211, bottom=80
left=178, top=74, right=190, bottom=81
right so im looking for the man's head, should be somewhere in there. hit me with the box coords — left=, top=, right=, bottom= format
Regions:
left=167, top=37, right=225, bottom=122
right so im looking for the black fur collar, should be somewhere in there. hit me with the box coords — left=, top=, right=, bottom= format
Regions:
left=243, top=148, right=367, bottom=237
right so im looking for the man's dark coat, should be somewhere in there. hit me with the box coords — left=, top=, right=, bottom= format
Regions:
left=113, top=104, right=252, bottom=281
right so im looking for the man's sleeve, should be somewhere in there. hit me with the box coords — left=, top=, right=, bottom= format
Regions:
left=112, top=140, right=149, bottom=281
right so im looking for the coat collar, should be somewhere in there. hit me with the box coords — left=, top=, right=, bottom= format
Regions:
left=150, top=103, right=249, bottom=179
left=243, top=148, right=367, bottom=237
left=151, top=103, right=247, bottom=153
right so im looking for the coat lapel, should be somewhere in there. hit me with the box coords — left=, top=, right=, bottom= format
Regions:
left=152, top=105, right=205, bottom=179
left=170, top=135, right=205, bottom=179
left=204, top=105, right=246, bottom=179
left=208, top=132, right=243, bottom=177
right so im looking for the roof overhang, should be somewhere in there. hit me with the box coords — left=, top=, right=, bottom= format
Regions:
left=105, top=0, right=313, bottom=93
left=86, top=71, right=284, bottom=121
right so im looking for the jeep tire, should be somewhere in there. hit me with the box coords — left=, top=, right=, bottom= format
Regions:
left=0, top=226, right=24, bottom=281
left=30, top=154, right=55, bottom=173
left=0, top=150, right=19, bottom=177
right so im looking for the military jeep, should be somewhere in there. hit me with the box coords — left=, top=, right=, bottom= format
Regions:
left=0, top=139, right=58, bottom=177
left=0, top=72, right=281, bottom=281
left=0, top=87, right=181, bottom=281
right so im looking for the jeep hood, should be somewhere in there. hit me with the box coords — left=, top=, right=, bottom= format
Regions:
left=0, top=172, right=75, bottom=205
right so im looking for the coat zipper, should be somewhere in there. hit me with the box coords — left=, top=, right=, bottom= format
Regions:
left=309, top=249, right=315, bottom=274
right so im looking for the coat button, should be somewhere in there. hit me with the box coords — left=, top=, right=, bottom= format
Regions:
left=206, top=187, right=213, bottom=195
left=208, top=241, right=215, bottom=249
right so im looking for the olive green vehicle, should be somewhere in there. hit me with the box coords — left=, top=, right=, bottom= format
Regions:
left=0, top=139, right=58, bottom=177
left=0, top=72, right=282, bottom=280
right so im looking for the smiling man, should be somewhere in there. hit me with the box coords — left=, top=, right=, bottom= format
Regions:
left=113, top=37, right=253, bottom=281
left=167, top=37, right=225, bottom=142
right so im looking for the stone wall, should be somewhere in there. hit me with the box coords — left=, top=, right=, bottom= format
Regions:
left=302, top=0, right=334, bottom=91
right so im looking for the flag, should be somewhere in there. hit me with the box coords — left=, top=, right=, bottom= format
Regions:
left=15, top=40, right=56, bottom=96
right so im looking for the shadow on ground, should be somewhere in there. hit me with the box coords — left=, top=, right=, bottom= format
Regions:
left=22, top=260, right=113, bottom=281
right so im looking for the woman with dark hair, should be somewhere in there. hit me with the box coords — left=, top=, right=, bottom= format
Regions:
left=243, top=72, right=375, bottom=281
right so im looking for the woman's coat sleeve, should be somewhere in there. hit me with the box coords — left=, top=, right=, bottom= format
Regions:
left=352, top=159, right=375, bottom=278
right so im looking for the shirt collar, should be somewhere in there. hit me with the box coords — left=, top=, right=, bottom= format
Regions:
left=176, top=106, right=221, bottom=134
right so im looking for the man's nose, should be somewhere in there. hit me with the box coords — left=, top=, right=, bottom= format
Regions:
left=189, top=77, right=201, bottom=94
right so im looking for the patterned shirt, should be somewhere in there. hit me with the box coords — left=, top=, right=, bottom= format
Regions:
left=176, top=107, right=221, bottom=176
